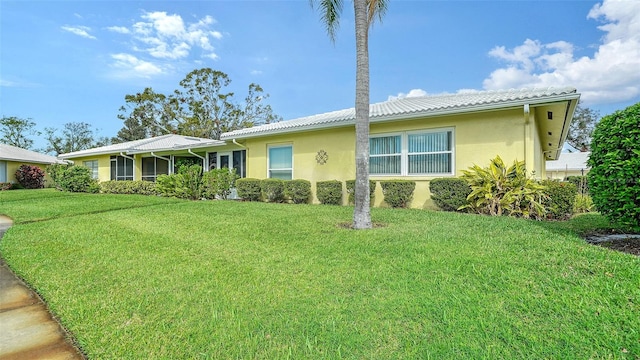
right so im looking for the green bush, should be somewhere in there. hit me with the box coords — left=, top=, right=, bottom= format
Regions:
left=460, top=156, right=546, bottom=219
left=284, top=179, right=311, bottom=204
left=345, top=180, right=376, bottom=205
left=380, top=180, right=416, bottom=208
left=57, top=165, right=99, bottom=193
left=14, top=164, right=45, bottom=189
left=46, top=163, right=71, bottom=190
left=261, top=179, right=285, bottom=203
left=236, top=178, right=262, bottom=201
left=155, top=165, right=203, bottom=200
left=588, top=102, right=640, bottom=231
left=566, top=176, right=589, bottom=195
left=429, top=178, right=471, bottom=212
left=574, top=194, right=595, bottom=214
left=100, top=180, right=158, bottom=195
left=202, top=168, right=238, bottom=200
left=541, top=180, right=577, bottom=220
left=316, top=180, right=343, bottom=205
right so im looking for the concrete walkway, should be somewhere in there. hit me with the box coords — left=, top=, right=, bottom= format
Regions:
left=0, top=215, right=84, bottom=360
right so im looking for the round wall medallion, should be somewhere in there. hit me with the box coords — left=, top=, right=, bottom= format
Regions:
left=316, top=150, right=328, bottom=165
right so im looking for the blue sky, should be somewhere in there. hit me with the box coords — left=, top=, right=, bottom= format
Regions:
left=1, top=0, right=639, bottom=151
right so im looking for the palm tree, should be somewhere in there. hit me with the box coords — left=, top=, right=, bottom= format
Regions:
left=311, top=0, right=387, bottom=229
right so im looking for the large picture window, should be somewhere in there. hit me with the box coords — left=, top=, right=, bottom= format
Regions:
left=370, top=129, right=454, bottom=176
left=110, top=155, right=134, bottom=181
left=83, top=160, right=99, bottom=179
left=141, top=157, right=169, bottom=182
left=268, top=145, right=292, bottom=180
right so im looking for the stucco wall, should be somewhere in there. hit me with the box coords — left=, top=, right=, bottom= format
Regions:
left=4, top=161, right=53, bottom=186
left=69, top=155, right=112, bottom=181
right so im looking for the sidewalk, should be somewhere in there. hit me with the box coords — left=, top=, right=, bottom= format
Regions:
left=0, top=215, right=84, bottom=360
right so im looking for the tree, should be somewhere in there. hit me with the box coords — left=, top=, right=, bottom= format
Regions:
left=115, top=87, right=177, bottom=143
left=567, top=103, right=600, bottom=152
left=588, top=102, right=640, bottom=231
left=236, top=83, right=282, bottom=127
left=44, top=122, right=110, bottom=155
left=311, top=0, right=387, bottom=229
left=0, top=116, right=39, bottom=149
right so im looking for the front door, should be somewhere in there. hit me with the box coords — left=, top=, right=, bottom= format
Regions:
left=218, top=152, right=231, bottom=169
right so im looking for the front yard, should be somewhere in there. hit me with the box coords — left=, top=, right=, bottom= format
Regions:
left=0, top=189, right=638, bottom=358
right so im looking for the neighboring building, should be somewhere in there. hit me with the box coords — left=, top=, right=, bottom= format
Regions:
left=0, top=143, right=66, bottom=184
left=60, top=87, right=580, bottom=208
left=546, top=151, right=590, bottom=180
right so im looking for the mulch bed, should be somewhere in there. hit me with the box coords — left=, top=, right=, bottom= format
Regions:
left=596, top=239, right=640, bottom=256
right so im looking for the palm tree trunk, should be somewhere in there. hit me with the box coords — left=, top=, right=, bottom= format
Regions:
left=352, top=0, right=372, bottom=229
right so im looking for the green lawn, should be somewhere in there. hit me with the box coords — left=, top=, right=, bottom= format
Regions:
left=1, top=189, right=638, bottom=358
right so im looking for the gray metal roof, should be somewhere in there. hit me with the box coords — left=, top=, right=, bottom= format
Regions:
left=59, top=134, right=225, bottom=158
left=546, top=151, right=590, bottom=171
left=221, top=87, right=579, bottom=139
left=0, top=143, right=66, bottom=164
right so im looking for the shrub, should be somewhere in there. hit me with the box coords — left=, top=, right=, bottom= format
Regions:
left=47, top=163, right=71, bottom=190
left=316, top=180, right=343, bottom=205
left=55, top=165, right=99, bottom=193
left=345, top=180, right=376, bottom=205
left=380, top=180, right=416, bottom=208
left=588, top=102, right=640, bottom=231
left=1, top=182, right=13, bottom=191
left=566, top=176, right=589, bottom=195
left=14, top=164, right=45, bottom=189
left=202, top=168, right=238, bottom=200
left=236, top=178, right=262, bottom=201
left=100, top=180, right=158, bottom=195
left=460, top=156, right=546, bottom=219
left=155, top=165, right=203, bottom=200
left=541, top=180, right=577, bottom=220
left=261, top=179, right=285, bottom=203
left=429, top=178, right=471, bottom=212
left=284, top=179, right=311, bottom=204
left=574, top=194, right=595, bottom=214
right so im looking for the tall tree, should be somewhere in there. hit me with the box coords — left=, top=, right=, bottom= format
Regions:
left=115, top=87, right=177, bottom=143
left=236, top=83, right=283, bottom=127
left=44, top=122, right=110, bottom=155
left=0, top=116, right=39, bottom=149
left=567, top=103, right=600, bottom=152
left=311, top=0, right=387, bottom=229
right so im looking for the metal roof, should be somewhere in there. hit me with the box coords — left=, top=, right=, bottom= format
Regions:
left=221, top=87, right=579, bottom=140
left=0, top=143, right=66, bottom=164
left=546, top=151, right=590, bottom=171
left=59, top=134, right=225, bottom=159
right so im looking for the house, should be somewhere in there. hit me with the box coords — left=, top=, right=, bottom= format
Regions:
left=0, top=143, right=66, bottom=185
left=59, top=87, right=580, bottom=208
left=546, top=151, right=590, bottom=180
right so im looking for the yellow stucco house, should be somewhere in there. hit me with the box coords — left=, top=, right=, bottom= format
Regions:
left=59, top=87, right=580, bottom=208
left=0, top=143, right=66, bottom=185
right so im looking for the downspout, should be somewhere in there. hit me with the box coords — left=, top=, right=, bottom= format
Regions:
left=120, top=152, right=135, bottom=180
left=188, top=149, right=206, bottom=170
left=232, top=139, right=246, bottom=148
left=523, top=104, right=530, bottom=175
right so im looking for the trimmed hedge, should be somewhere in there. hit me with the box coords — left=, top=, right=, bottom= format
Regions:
left=236, top=178, right=262, bottom=201
left=316, top=180, right=343, bottom=205
left=541, top=180, right=577, bottom=220
left=15, top=164, right=45, bottom=189
left=284, top=179, right=311, bottom=204
left=380, top=180, right=416, bottom=208
left=345, top=180, right=376, bottom=205
left=429, top=178, right=471, bottom=212
left=100, top=180, right=158, bottom=195
left=566, top=176, right=589, bottom=195
left=56, top=165, right=99, bottom=193
left=202, top=168, right=238, bottom=200
left=261, top=179, right=285, bottom=202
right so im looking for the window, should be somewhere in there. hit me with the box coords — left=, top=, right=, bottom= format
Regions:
left=268, top=145, right=292, bottom=180
left=232, top=150, right=246, bottom=178
left=141, top=157, right=169, bottom=182
left=369, top=128, right=454, bottom=176
left=0, top=161, right=6, bottom=183
left=83, top=160, right=99, bottom=179
left=110, top=155, right=134, bottom=181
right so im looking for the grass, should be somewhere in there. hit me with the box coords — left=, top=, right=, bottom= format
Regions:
left=1, top=189, right=639, bottom=358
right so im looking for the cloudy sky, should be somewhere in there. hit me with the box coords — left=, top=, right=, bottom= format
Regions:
left=1, top=0, right=639, bottom=149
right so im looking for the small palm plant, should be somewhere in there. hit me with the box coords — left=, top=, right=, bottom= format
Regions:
left=459, top=156, right=547, bottom=219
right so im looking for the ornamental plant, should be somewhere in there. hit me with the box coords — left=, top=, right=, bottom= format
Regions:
left=15, top=164, right=45, bottom=189
left=541, top=180, right=576, bottom=220
left=380, top=180, right=416, bottom=208
left=460, top=156, right=546, bottom=219
left=56, top=165, right=99, bottom=193
left=260, top=179, right=285, bottom=203
left=202, top=168, right=238, bottom=200
left=588, top=102, right=640, bottom=230
left=345, top=179, right=376, bottom=205
left=429, top=178, right=471, bottom=212
left=284, top=179, right=312, bottom=204
left=316, top=180, right=343, bottom=205
left=236, top=178, right=262, bottom=201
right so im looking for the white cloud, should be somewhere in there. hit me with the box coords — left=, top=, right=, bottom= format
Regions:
left=107, top=26, right=130, bottom=34
left=110, top=53, right=163, bottom=78
left=483, top=0, right=640, bottom=105
left=250, top=70, right=263, bottom=75
left=387, top=88, right=428, bottom=101
left=203, top=53, right=219, bottom=60
left=61, top=25, right=96, bottom=40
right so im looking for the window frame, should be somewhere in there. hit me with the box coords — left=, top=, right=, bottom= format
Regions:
left=82, top=160, right=99, bottom=180
left=267, top=144, right=293, bottom=180
left=110, top=155, right=134, bottom=181
left=369, top=127, right=455, bottom=177
left=141, top=156, right=169, bottom=182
